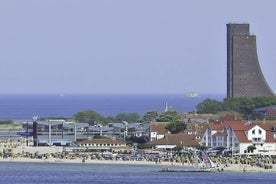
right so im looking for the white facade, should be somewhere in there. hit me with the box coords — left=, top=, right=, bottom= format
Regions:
left=246, top=125, right=266, bottom=143
left=150, top=132, right=165, bottom=141
left=200, top=123, right=276, bottom=155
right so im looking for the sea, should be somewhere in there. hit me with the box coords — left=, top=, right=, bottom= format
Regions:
left=0, top=162, right=275, bottom=184
left=0, top=94, right=225, bottom=121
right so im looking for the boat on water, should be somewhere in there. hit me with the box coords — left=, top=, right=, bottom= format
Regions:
left=186, top=92, right=200, bottom=98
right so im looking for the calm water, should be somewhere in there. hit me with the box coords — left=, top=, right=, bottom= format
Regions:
left=0, top=162, right=275, bottom=184
left=0, top=94, right=224, bottom=120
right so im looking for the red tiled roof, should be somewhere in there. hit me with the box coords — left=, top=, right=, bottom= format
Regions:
left=210, top=122, right=223, bottom=130
left=267, top=109, right=276, bottom=116
left=224, top=120, right=247, bottom=130
left=234, top=124, right=276, bottom=143
left=234, top=131, right=250, bottom=143
left=207, top=117, right=276, bottom=143
left=265, top=131, right=276, bottom=142
left=254, top=123, right=271, bottom=131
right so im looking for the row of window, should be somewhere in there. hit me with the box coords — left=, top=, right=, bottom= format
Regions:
left=252, top=129, right=262, bottom=135
left=80, top=143, right=123, bottom=147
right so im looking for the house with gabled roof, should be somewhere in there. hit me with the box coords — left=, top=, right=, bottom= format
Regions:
left=183, top=122, right=209, bottom=140
left=253, top=105, right=276, bottom=117
left=150, top=122, right=170, bottom=141
left=147, top=134, right=199, bottom=150
left=200, top=116, right=276, bottom=155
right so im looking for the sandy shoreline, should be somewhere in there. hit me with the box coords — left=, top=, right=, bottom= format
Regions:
left=1, top=157, right=275, bottom=173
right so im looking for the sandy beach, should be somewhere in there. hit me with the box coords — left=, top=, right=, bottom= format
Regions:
left=1, top=157, right=275, bottom=173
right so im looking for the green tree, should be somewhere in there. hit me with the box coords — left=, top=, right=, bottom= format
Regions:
left=105, top=116, right=116, bottom=124
left=156, top=110, right=181, bottom=122
left=196, top=98, right=223, bottom=114
left=73, top=110, right=107, bottom=125
left=136, top=143, right=151, bottom=149
left=196, top=145, right=207, bottom=151
left=196, top=96, right=276, bottom=119
left=142, top=110, right=159, bottom=122
left=0, top=120, right=13, bottom=125
left=165, top=120, right=187, bottom=134
left=115, top=113, right=140, bottom=123
left=247, top=145, right=256, bottom=153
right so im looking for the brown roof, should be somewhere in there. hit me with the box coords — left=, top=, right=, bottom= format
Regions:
left=257, top=120, right=276, bottom=125
left=184, top=113, right=217, bottom=119
left=150, top=122, right=169, bottom=134
left=213, top=132, right=228, bottom=137
left=220, top=115, right=239, bottom=121
left=267, top=109, right=276, bottom=116
left=226, top=121, right=252, bottom=130
left=209, top=122, right=224, bottom=130
left=148, top=134, right=199, bottom=147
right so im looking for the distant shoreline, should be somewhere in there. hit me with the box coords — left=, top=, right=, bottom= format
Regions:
left=0, top=94, right=224, bottom=120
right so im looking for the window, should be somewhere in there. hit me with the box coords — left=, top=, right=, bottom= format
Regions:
left=259, top=129, right=262, bottom=135
left=252, top=130, right=255, bottom=135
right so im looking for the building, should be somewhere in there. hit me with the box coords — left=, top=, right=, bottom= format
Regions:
left=149, top=122, right=170, bottom=141
left=183, top=122, right=209, bottom=140
left=226, top=23, right=275, bottom=98
left=200, top=116, right=276, bottom=155
left=75, top=138, right=128, bottom=152
left=253, top=106, right=276, bottom=117
left=147, top=134, right=199, bottom=150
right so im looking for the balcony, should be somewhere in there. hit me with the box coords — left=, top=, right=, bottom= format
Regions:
left=251, top=137, right=264, bottom=144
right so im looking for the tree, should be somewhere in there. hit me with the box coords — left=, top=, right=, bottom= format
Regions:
left=195, top=96, right=276, bottom=119
left=73, top=110, right=107, bottom=125
left=136, top=143, right=151, bottom=149
left=156, top=110, right=181, bottom=122
left=196, top=145, right=207, bottom=151
left=142, top=110, right=159, bottom=122
left=196, top=98, right=223, bottom=114
left=115, top=113, right=140, bottom=123
left=165, top=120, right=187, bottom=134
left=247, top=145, right=256, bottom=153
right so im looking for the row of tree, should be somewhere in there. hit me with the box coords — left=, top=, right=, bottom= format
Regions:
left=196, top=96, right=276, bottom=119
left=72, top=109, right=186, bottom=134
left=73, top=109, right=183, bottom=125
left=43, top=96, right=276, bottom=135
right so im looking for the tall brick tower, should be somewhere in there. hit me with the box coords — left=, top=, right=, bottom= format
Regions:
left=226, top=23, right=275, bottom=98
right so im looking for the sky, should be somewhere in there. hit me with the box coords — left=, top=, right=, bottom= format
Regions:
left=0, top=0, right=276, bottom=95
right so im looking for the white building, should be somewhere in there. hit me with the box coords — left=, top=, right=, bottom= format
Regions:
left=200, top=116, right=276, bottom=155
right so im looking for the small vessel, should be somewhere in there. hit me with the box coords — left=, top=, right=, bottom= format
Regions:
left=186, top=92, right=200, bottom=98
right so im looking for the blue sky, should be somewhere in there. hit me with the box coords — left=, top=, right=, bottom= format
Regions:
left=0, top=0, right=275, bottom=95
